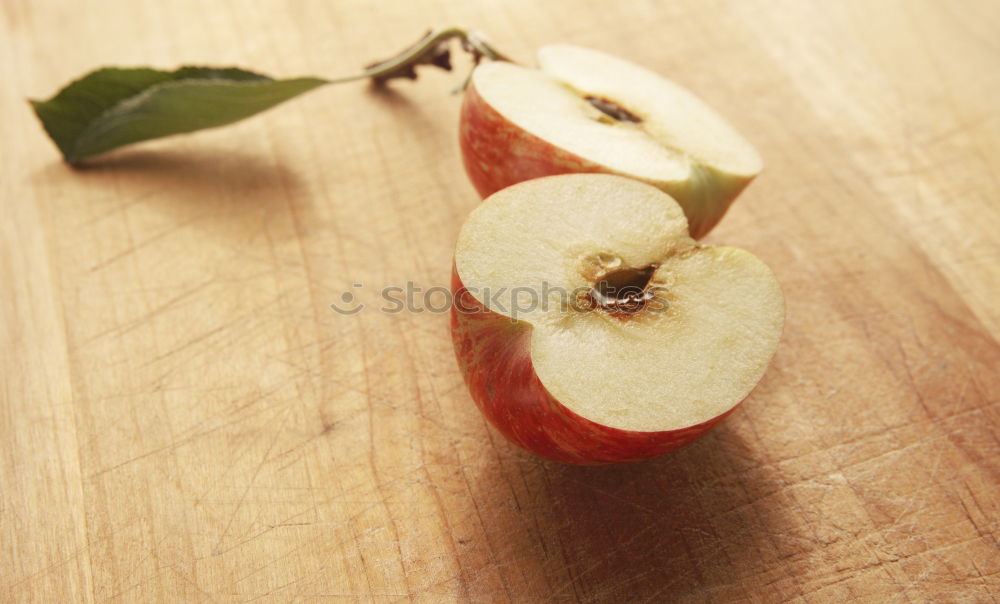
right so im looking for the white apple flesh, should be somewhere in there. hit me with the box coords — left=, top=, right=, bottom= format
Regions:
left=459, top=45, right=763, bottom=238
left=451, top=174, right=784, bottom=464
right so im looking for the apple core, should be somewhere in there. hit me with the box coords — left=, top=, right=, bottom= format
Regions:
left=586, top=264, right=659, bottom=317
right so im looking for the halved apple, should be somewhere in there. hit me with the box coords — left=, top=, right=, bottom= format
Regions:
left=459, top=44, right=763, bottom=239
left=451, top=174, right=783, bottom=464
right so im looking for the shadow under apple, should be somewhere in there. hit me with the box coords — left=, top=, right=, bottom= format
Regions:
left=465, top=416, right=787, bottom=602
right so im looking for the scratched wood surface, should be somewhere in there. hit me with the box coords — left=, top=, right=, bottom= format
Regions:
left=3, top=0, right=999, bottom=601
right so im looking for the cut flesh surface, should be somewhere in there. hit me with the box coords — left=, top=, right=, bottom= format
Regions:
left=471, top=44, right=762, bottom=188
left=454, top=174, right=784, bottom=432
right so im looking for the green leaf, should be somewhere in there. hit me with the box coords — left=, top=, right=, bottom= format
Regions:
left=30, top=66, right=328, bottom=163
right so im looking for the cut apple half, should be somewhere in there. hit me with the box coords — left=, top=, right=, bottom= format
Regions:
left=460, top=44, right=763, bottom=238
left=451, top=174, right=783, bottom=464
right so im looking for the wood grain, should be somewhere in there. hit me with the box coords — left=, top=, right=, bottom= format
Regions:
left=3, top=0, right=999, bottom=601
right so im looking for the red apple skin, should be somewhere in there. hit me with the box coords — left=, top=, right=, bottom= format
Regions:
left=458, top=81, right=746, bottom=239
left=459, top=81, right=603, bottom=201
left=450, top=267, right=734, bottom=465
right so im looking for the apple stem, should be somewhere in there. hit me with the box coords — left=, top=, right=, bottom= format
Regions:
left=348, top=27, right=515, bottom=90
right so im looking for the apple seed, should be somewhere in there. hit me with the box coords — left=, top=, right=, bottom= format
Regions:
left=584, top=95, right=642, bottom=124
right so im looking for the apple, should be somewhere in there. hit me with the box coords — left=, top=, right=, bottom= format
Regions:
left=450, top=174, right=784, bottom=465
left=459, top=44, right=763, bottom=239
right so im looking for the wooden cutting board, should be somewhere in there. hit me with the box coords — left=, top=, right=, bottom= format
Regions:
left=3, top=0, right=998, bottom=601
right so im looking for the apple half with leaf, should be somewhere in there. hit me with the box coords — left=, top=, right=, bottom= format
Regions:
left=451, top=174, right=783, bottom=464
left=459, top=44, right=762, bottom=239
